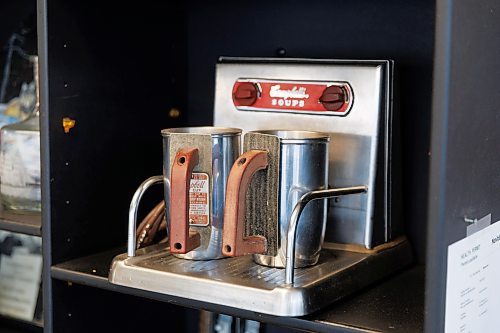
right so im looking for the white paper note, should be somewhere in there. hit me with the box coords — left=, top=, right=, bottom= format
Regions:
left=445, top=220, right=500, bottom=332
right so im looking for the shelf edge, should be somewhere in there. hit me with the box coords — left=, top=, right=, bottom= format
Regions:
left=50, top=264, right=375, bottom=333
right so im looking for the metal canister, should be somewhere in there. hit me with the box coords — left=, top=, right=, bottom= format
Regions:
left=162, top=127, right=241, bottom=260
left=222, top=130, right=329, bottom=268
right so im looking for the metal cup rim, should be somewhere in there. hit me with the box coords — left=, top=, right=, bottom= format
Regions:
left=247, top=130, right=330, bottom=143
left=161, top=126, right=242, bottom=137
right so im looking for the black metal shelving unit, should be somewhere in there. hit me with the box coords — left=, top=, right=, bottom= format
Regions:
left=0, top=319, right=42, bottom=333
left=35, top=0, right=500, bottom=332
left=50, top=249, right=424, bottom=333
left=0, top=314, right=43, bottom=332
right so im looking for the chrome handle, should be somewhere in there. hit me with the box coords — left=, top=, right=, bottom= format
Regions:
left=285, top=185, right=368, bottom=285
left=127, top=175, right=164, bottom=257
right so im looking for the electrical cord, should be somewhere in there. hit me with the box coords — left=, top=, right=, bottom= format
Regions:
left=135, top=200, right=167, bottom=249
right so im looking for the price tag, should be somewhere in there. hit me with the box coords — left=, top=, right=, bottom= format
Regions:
left=189, top=172, right=210, bottom=226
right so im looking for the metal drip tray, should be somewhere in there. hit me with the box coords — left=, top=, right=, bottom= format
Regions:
left=109, top=238, right=412, bottom=316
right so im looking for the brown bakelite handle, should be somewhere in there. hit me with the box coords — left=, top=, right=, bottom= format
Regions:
left=223, top=150, right=268, bottom=257
left=170, top=148, right=201, bottom=254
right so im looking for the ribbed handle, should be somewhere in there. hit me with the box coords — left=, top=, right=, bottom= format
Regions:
left=222, top=150, right=268, bottom=257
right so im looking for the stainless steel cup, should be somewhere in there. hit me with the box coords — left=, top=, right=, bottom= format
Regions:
left=162, top=127, right=241, bottom=260
left=222, top=130, right=330, bottom=267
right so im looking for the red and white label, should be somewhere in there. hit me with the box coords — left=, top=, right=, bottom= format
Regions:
left=189, top=173, right=210, bottom=226
left=232, top=79, right=353, bottom=115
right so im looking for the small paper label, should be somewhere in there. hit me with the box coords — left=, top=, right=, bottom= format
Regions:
left=189, top=173, right=210, bottom=226
left=445, top=220, right=500, bottom=332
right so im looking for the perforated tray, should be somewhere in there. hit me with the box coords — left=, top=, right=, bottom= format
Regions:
left=109, top=238, right=412, bottom=316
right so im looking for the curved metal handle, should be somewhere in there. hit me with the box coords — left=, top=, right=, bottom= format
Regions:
left=127, top=175, right=164, bottom=257
left=169, top=148, right=201, bottom=254
left=222, top=150, right=268, bottom=257
left=285, top=185, right=368, bottom=285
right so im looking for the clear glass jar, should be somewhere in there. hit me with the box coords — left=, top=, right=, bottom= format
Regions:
left=0, top=56, right=40, bottom=212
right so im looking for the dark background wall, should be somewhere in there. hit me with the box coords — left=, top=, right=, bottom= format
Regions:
left=184, top=0, right=435, bottom=262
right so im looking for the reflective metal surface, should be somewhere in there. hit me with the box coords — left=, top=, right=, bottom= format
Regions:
left=127, top=175, right=164, bottom=257
left=213, top=59, right=393, bottom=248
left=162, top=127, right=241, bottom=259
left=284, top=186, right=368, bottom=284
left=109, top=238, right=412, bottom=316
left=161, top=127, right=241, bottom=136
left=248, top=131, right=330, bottom=268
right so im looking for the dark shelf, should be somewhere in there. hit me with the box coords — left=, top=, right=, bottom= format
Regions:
left=0, top=210, right=41, bottom=236
left=0, top=326, right=41, bottom=333
left=0, top=314, right=43, bottom=333
left=52, top=248, right=424, bottom=333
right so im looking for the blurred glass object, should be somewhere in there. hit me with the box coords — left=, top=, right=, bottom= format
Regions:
left=0, top=55, right=40, bottom=212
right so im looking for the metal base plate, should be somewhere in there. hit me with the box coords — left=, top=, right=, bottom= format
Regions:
left=109, top=238, right=412, bottom=316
